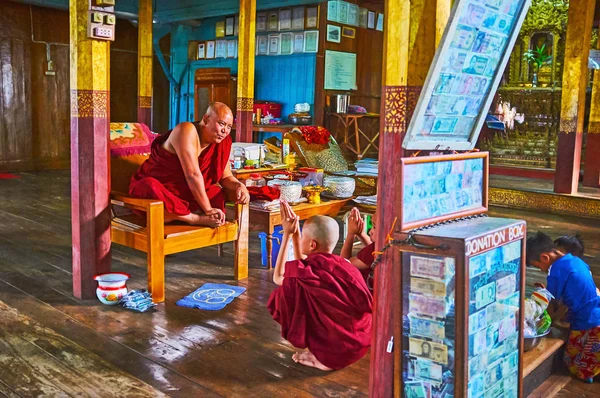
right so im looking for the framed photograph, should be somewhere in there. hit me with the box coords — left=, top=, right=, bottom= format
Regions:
left=206, top=40, right=215, bottom=59
left=215, top=21, right=225, bottom=38
left=342, top=27, right=356, bottom=39
left=402, top=0, right=531, bottom=150
left=292, top=7, right=305, bottom=30
left=303, top=30, right=319, bottom=53
left=338, top=1, right=349, bottom=25
left=293, top=32, right=304, bottom=53
left=227, top=40, right=237, bottom=58
left=306, top=6, right=319, bottom=29
left=268, top=34, right=280, bottom=55
left=279, top=8, right=292, bottom=30
left=234, top=15, right=239, bottom=36
left=225, top=17, right=234, bottom=36
left=359, top=8, right=368, bottom=28
left=279, top=32, right=293, bottom=55
left=257, top=12, right=267, bottom=32
left=376, top=13, right=384, bottom=31
left=215, top=40, right=227, bottom=58
left=399, top=152, right=489, bottom=231
left=268, top=12, right=279, bottom=31
left=327, top=0, right=338, bottom=22
left=348, top=3, right=359, bottom=26
left=257, top=35, right=268, bottom=55
left=326, top=24, right=341, bottom=43
left=367, top=11, right=375, bottom=29
left=197, top=42, right=206, bottom=59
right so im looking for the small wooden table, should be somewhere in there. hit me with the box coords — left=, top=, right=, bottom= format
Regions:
left=329, top=113, right=380, bottom=159
left=249, top=198, right=352, bottom=268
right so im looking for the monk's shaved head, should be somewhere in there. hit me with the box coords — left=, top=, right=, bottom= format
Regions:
left=205, top=102, right=233, bottom=120
left=303, top=215, right=339, bottom=253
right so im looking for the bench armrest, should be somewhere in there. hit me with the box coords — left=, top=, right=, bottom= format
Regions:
left=111, top=191, right=163, bottom=212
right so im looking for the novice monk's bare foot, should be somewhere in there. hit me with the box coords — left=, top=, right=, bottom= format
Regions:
left=292, top=351, right=333, bottom=371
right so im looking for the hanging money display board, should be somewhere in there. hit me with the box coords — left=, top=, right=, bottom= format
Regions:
left=397, top=217, right=526, bottom=398
left=402, top=0, right=531, bottom=151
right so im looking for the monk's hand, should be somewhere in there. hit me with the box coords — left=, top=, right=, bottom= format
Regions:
left=235, top=183, right=250, bottom=204
left=348, top=207, right=364, bottom=235
left=280, top=200, right=299, bottom=235
left=206, top=208, right=225, bottom=224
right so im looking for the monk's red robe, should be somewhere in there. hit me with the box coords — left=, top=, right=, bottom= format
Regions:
left=357, top=242, right=375, bottom=285
left=267, top=252, right=373, bottom=370
left=129, top=126, right=232, bottom=215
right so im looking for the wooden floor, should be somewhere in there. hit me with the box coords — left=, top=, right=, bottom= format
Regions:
left=0, top=170, right=599, bottom=397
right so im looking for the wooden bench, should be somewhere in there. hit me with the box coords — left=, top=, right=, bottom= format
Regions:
left=109, top=143, right=248, bottom=304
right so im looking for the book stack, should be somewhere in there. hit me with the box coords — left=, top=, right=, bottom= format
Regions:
left=355, top=158, right=378, bottom=177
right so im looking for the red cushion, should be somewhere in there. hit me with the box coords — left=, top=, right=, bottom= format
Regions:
left=109, top=123, right=157, bottom=157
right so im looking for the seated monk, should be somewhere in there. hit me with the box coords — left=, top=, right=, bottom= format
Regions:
left=129, top=102, right=250, bottom=227
left=267, top=201, right=373, bottom=371
left=340, top=207, right=378, bottom=287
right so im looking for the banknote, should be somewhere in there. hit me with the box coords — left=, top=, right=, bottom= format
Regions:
left=411, top=277, right=447, bottom=296
left=486, top=321, right=501, bottom=349
left=410, top=256, right=448, bottom=280
left=468, top=352, right=488, bottom=378
left=409, top=293, right=448, bottom=318
left=498, top=313, right=517, bottom=342
left=499, top=291, right=520, bottom=309
left=409, top=337, right=449, bottom=365
left=475, top=281, right=496, bottom=310
left=431, top=117, right=459, bottom=134
left=469, top=307, right=487, bottom=335
left=501, top=240, right=521, bottom=263
left=495, top=274, right=516, bottom=300
left=468, top=373, right=485, bottom=398
left=414, top=358, right=443, bottom=383
left=409, top=315, right=446, bottom=340
left=502, top=351, right=519, bottom=377
left=487, top=341, right=506, bottom=365
left=404, top=381, right=427, bottom=398
left=469, top=254, right=489, bottom=278
left=484, top=379, right=504, bottom=398
left=471, top=329, right=487, bottom=356
left=485, top=360, right=504, bottom=387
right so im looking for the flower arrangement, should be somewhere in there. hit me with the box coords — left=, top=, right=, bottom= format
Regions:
left=299, top=126, right=331, bottom=145
left=523, top=44, right=552, bottom=73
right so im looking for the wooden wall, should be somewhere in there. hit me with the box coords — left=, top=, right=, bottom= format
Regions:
left=0, top=2, right=171, bottom=173
left=313, top=0, right=384, bottom=157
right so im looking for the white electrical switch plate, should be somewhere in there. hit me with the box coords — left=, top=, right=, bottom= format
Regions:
left=93, top=27, right=113, bottom=39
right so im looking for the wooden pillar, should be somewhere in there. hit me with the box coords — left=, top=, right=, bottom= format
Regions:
left=554, top=0, right=595, bottom=194
left=370, top=0, right=436, bottom=396
left=235, top=0, right=256, bottom=143
left=70, top=0, right=111, bottom=299
left=521, top=35, right=531, bottom=82
left=551, top=33, right=560, bottom=84
left=583, top=34, right=600, bottom=188
left=137, top=0, right=153, bottom=127
left=435, top=0, right=451, bottom=48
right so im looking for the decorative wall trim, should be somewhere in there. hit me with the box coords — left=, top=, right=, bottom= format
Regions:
left=138, top=96, right=152, bottom=109
left=71, top=90, right=109, bottom=118
left=489, top=187, right=600, bottom=219
left=382, top=86, right=422, bottom=134
left=236, top=97, right=254, bottom=112
left=559, top=118, right=579, bottom=134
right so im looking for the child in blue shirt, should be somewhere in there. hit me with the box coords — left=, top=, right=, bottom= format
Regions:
left=527, top=231, right=600, bottom=383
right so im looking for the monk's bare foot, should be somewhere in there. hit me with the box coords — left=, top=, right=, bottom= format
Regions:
left=292, top=351, right=333, bottom=371
left=170, top=213, right=223, bottom=227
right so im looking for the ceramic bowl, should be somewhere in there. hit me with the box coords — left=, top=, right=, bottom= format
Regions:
left=94, top=272, right=130, bottom=305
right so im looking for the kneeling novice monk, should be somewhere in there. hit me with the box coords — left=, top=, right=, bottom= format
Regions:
left=129, top=102, right=249, bottom=227
left=267, top=201, right=373, bottom=371
left=527, top=231, right=600, bottom=383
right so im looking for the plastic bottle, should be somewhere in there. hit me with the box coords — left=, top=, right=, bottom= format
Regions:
left=245, top=173, right=266, bottom=187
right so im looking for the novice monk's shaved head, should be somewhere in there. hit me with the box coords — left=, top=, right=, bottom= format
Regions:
left=301, top=215, right=340, bottom=254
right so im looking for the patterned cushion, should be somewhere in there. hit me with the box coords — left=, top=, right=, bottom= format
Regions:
left=109, top=122, right=157, bottom=157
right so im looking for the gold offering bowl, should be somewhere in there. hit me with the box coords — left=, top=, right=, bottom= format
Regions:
left=303, top=185, right=327, bottom=204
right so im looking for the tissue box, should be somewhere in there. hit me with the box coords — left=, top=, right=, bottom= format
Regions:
left=231, top=143, right=266, bottom=162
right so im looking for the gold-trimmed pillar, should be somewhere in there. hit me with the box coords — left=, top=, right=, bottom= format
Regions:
left=70, top=0, right=111, bottom=299
left=235, top=0, right=256, bottom=143
left=521, top=34, right=531, bottom=82
left=436, top=0, right=451, bottom=48
left=583, top=34, right=600, bottom=188
left=137, top=0, right=153, bottom=127
left=554, top=0, right=596, bottom=193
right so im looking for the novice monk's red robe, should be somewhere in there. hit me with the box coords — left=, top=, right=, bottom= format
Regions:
left=267, top=252, right=373, bottom=370
left=356, top=242, right=375, bottom=285
left=129, top=126, right=232, bottom=215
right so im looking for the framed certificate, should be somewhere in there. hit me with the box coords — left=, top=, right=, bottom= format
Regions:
left=304, top=30, right=319, bottom=53
left=197, top=42, right=206, bottom=59
left=268, top=12, right=279, bottom=31
left=306, top=6, right=319, bottom=29
left=257, top=12, right=267, bottom=32
left=348, top=3, right=359, bottom=26
left=268, top=34, right=280, bottom=55
left=402, top=0, right=531, bottom=151
left=367, top=11, right=375, bottom=29
left=257, top=35, right=268, bottom=55
left=327, top=0, right=338, bottom=22
left=359, top=8, right=368, bottom=28
left=225, top=17, right=234, bottom=36
left=293, top=33, right=304, bottom=53
left=215, top=21, right=225, bottom=38
left=215, top=40, right=227, bottom=58
left=279, top=8, right=292, bottom=31
left=292, top=7, right=305, bottom=30
left=279, top=32, right=293, bottom=55
left=206, top=40, right=215, bottom=59
left=376, top=13, right=384, bottom=31
left=338, top=1, right=349, bottom=25
left=234, top=15, right=239, bottom=36
left=227, top=40, right=237, bottom=58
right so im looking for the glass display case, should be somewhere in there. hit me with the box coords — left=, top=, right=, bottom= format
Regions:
left=398, top=217, right=526, bottom=398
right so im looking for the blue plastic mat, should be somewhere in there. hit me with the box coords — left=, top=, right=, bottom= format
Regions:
left=176, top=283, right=246, bottom=311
